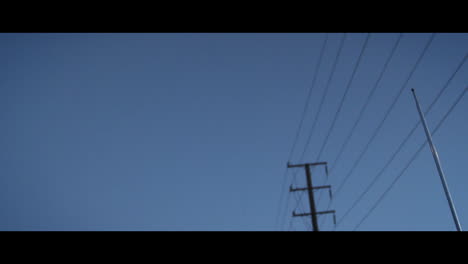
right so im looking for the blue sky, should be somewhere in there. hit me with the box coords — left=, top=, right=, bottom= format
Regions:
left=0, top=33, right=466, bottom=231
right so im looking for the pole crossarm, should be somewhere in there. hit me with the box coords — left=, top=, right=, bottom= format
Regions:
left=287, top=162, right=329, bottom=176
left=287, top=161, right=327, bottom=168
left=316, top=210, right=335, bottom=215
left=292, top=210, right=337, bottom=226
left=289, top=185, right=332, bottom=199
left=292, top=211, right=312, bottom=217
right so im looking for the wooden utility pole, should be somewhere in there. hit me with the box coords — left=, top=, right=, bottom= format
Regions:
left=288, top=161, right=335, bottom=231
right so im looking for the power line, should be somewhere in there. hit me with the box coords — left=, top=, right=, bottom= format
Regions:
left=315, top=33, right=371, bottom=161
left=312, top=33, right=371, bottom=206
left=329, top=33, right=404, bottom=173
left=324, top=33, right=403, bottom=228
left=336, top=53, right=467, bottom=227
left=286, top=34, right=347, bottom=216
left=298, top=33, right=348, bottom=162
left=353, top=85, right=468, bottom=231
left=286, top=34, right=329, bottom=163
left=333, top=33, right=436, bottom=198
left=275, top=34, right=329, bottom=230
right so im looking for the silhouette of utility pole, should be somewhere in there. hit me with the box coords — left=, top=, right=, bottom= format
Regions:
left=288, top=161, right=336, bottom=231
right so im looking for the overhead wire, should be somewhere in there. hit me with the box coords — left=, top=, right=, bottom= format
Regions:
left=329, top=33, right=404, bottom=173
left=315, top=33, right=372, bottom=162
left=313, top=33, right=372, bottom=206
left=286, top=33, right=329, bottom=163
left=284, top=34, right=348, bottom=225
left=333, top=33, right=437, bottom=198
left=297, top=33, right=348, bottom=162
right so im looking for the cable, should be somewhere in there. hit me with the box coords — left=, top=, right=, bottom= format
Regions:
left=333, top=33, right=436, bottom=198
left=315, top=33, right=371, bottom=162
left=329, top=33, right=404, bottom=173
left=312, top=33, right=371, bottom=206
left=353, top=85, right=468, bottom=231
left=298, top=33, right=348, bottom=162
left=275, top=34, right=329, bottom=230
left=286, top=34, right=348, bottom=209
left=336, top=53, right=467, bottom=227
left=286, top=34, right=329, bottom=163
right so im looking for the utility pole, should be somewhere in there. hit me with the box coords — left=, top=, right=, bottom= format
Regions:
left=288, top=161, right=336, bottom=231
left=411, top=88, right=462, bottom=231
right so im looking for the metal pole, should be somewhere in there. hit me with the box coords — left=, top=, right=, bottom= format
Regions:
left=305, top=165, right=319, bottom=231
left=411, top=88, right=462, bottom=231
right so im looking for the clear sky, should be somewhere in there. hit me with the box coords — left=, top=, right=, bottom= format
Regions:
left=0, top=33, right=466, bottom=231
